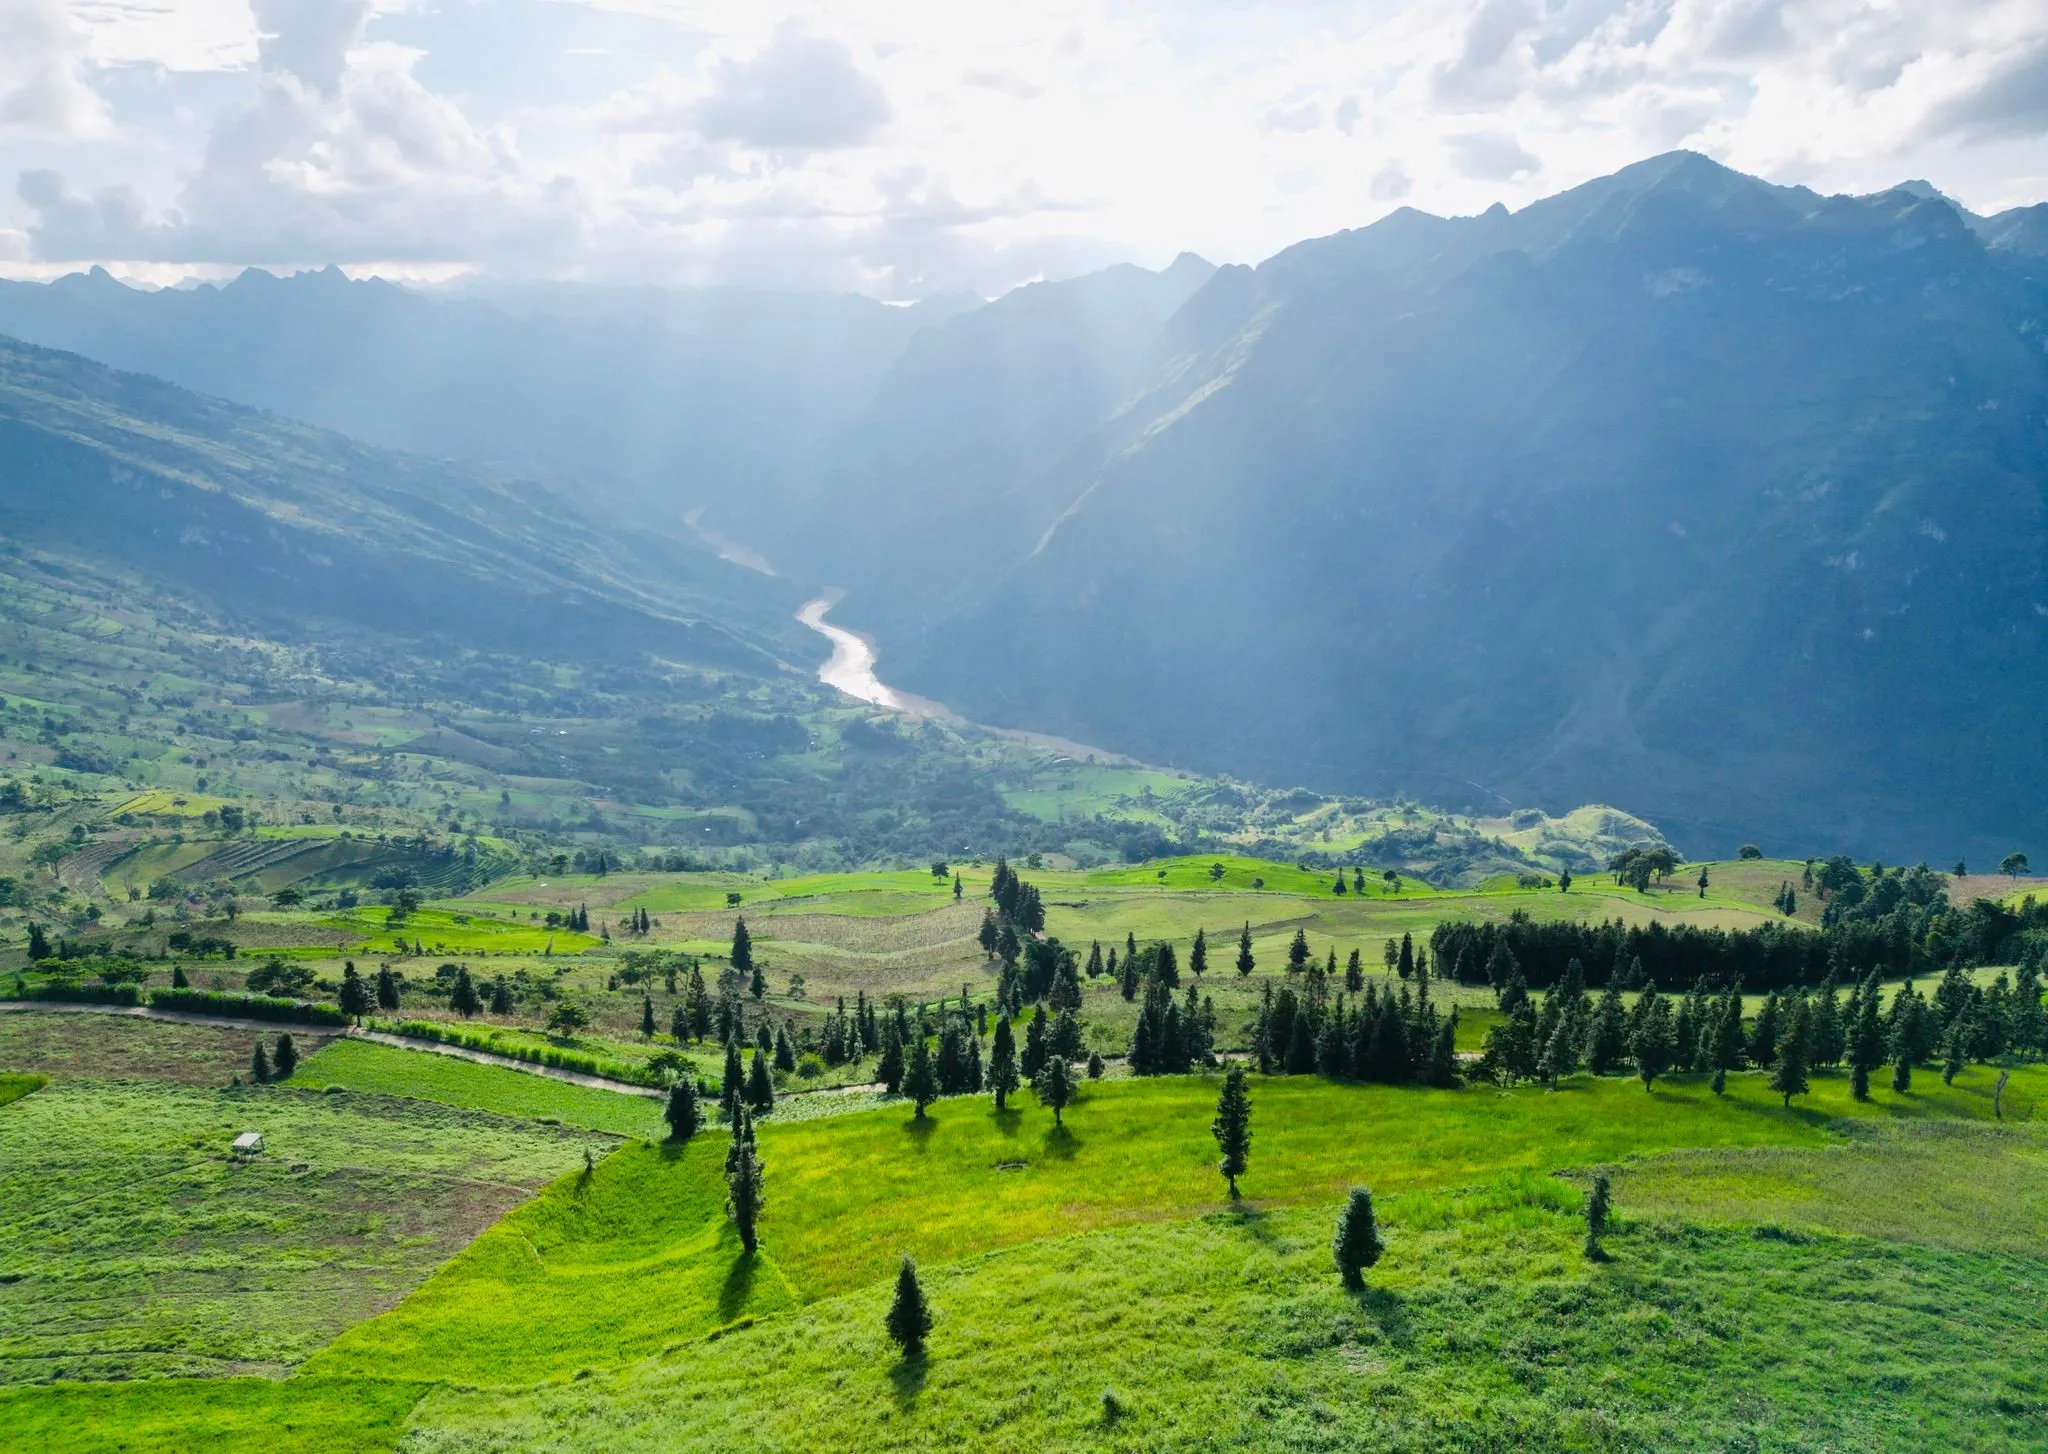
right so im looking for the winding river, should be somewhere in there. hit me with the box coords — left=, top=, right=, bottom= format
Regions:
left=796, top=595, right=956, bottom=720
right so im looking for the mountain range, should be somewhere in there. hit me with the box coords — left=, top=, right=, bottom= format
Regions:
left=0, top=151, right=2043, bottom=859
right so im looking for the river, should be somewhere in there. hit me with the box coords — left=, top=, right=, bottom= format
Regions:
left=795, top=596, right=956, bottom=720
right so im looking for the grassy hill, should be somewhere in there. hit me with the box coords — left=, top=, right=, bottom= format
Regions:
left=0, top=1031, right=2041, bottom=1450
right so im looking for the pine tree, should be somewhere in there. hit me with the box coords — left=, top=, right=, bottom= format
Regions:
left=489, top=976, right=514, bottom=1015
left=1345, top=948, right=1364, bottom=993
left=450, top=967, right=481, bottom=1018
left=774, top=1023, right=797, bottom=1074
left=249, top=1041, right=270, bottom=1084
left=1086, top=1050, right=1104, bottom=1079
left=730, top=917, right=753, bottom=974
left=1085, top=940, right=1104, bottom=978
left=1190, top=927, right=1208, bottom=977
left=1891, top=1045, right=1912, bottom=1094
left=376, top=965, right=399, bottom=1010
left=1629, top=989, right=1674, bottom=1092
left=339, top=964, right=371, bottom=1024
left=1236, top=922, right=1255, bottom=977
left=1331, top=1187, right=1384, bottom=1289
left=904, top=1032, right=938, bottom=1119
left=721, top=1039, right=746, bottom=1124
left=987, top=1014, right=1020, bottom=1109
left=1288, top=928, right=1311, bottom=972
left=886, top=1255, right=933, bottom=1356
left=640, top=995, right=656, bottom=1038
left=1585, top=983, right=1628, bottom=1074
left=1285, top=1006, right=1317, bottom=1074
left=877, top=1021, right=905, bottom=1093
left=725, top=1110, right=764, bottom=1253
left=1427, top=1019, right=1459, bottom=1087
left=1211, top=1065, right=1252, bottom=1198
left=1942, top=1019, right=1968, bottom=1086
left=1034, top=1053, right=1074, bottom=1127
left=1022, top=1007, right=1049, bottom=1080
left=978, top=909, right=999, bottom=959
left=272, top=1033, right=298, bottom=1078
left=746, top=1047, right=774, bottom=1113
left=1584, top=1171, right=1612, bottom=1259
left=1711, top=1065, right=1727, bottom=1095
left=1398, top=932, right=1415, bottom=980
left=664, top=1076, right=701, bottom=1140
left=1771, top=999, right=1811, bottom=1108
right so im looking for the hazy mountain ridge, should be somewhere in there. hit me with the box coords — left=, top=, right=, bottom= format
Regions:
left=0, top=266, right=965, bottom=539
left=0, top=334, right=804, bottom=669
left=858, top=153, right=2048, bottom=859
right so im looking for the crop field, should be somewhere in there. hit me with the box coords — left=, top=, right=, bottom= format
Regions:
left=298, top=1039, right=664, bottom=1138
left=316, top=906, right=605, bottom=957
left=0, top=1076, right=604, bottom=1384
left=0, top=1009, right=338, bottom=1085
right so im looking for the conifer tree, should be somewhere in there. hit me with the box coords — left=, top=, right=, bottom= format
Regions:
left=886, top=1255, right=932, bottom=1356
left=1022, top=1007, right=1049, bottom=1080
left=490, top=976, right=514, bottom=1016
left=1629, top=989, right=1675, bottom=1092
left=877, top=1022, right=905, bottom=1093
left=730, top=917, right=753, bottom=974
left=721, top=1038, right=745, bottom=1124
left=987, top=1014, right=1020, bottom=1109
left=671, top=1004, right=690, bottom=1044
left=902, top=1029, right=939, bottom=1118
left=1345, top=948, right=1364, bottom=994
left=1034, top=1052, right=1075, bottom=1127
left=1771, top=999, right=1811, bottom=1108
left=1085, top=940, right=1103, bottom=978
left=1398, top=932, right=1415, bottom=980
left=249, top=1041, right=270, bottom=1084
left=1427, top=1019, right=1459, bottom=1088
left=273, top=1033, right=298, bottom=1078
left=1585, top=983, right=1628, bottom=1074
left=1211, top=1065, right=1252, bottom=1198
left=747, top=1046, right=774, bottom=1113
left=339, top=964, right=371, bottom=1024
left=640, top=995, right=656, bottom=1039
left=664, top=1076, right=701, bottom=1140
left=1236, top=923, right=1255, bottom=977
left=978, top=909, right=999, bottom=959
left=1288, top=928, right=1311, bottom=972
left=1711, top=1065, right=1727, bottom=1095
left=774, top=1023, right=797, bottom=1074
left=725, top=1110, right=764, bottom=1253
left=171, top=962, right=190, bottom=989
left=376, top=965, right=399, bottom=1010
left=1331, top=1187, right=1384, bottom=1289
left=1087, top=1050, right=1104, bottom=1079
left=1285, top=1006, right=1317, bottom=1074
left=450, top=967, right=481, bottom=1018
left=1584, top=1172, right=1612, bottom=1259
left=1891, top=1046, right=1912, bottom=1094
left=1942, top=1019, right=1968, bottom=1086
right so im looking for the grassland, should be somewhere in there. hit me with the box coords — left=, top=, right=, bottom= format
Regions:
left=0, top=1008, right=337, bottom=1085
left=299, top=1039, right=664, bottom=1138
left=0, top=1078, right=605, bottom=1383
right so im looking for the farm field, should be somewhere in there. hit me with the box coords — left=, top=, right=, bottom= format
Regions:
left=0, top=1037, right=2040, bottom=1450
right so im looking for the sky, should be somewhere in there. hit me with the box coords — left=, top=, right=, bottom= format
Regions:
left=1, top=0, right=2045, bottom=297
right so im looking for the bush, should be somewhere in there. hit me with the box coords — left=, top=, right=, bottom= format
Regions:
left=373, top=1019, right=662, bottom=1088
left=149, top=988, right=347, bottom=1026
left=26, top=982, right=142, bottom=1007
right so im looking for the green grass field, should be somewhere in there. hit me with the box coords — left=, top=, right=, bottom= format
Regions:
left=0, top=1078, right=604, bottom=1383
left=299, top=1039, right=664, bottom=1138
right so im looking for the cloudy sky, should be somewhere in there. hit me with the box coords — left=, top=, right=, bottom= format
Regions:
left=2, top=0, right=2045, bottom=296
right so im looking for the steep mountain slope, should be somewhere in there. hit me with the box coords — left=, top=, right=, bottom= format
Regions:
left=0, top=334, right=804, bottom=667
left=767, top=253, right=1215, bottom=592
left=869, top=153, right=2048, bottom=859
left=0, top=270, right=969, bottom=538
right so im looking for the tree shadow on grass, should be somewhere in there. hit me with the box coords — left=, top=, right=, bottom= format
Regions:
left=991, top=1105, right=1023, bottom=1139
left=1346, top=1283, right=1415, bottom=1351
left=889, top=1350, right=928, bottom=1410
left=718, top=1249, right=763, bottom=1324
left=903, top=1113, right=937, bottom=1147
left=1040, top=1123, right=1080, bottom=1160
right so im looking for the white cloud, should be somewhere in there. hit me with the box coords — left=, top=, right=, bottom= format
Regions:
left=7, top=0, right=2048, bottom=293
left=693, top=21, right=889, bottom=150
left=0, top=0, right=112, bottom=137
